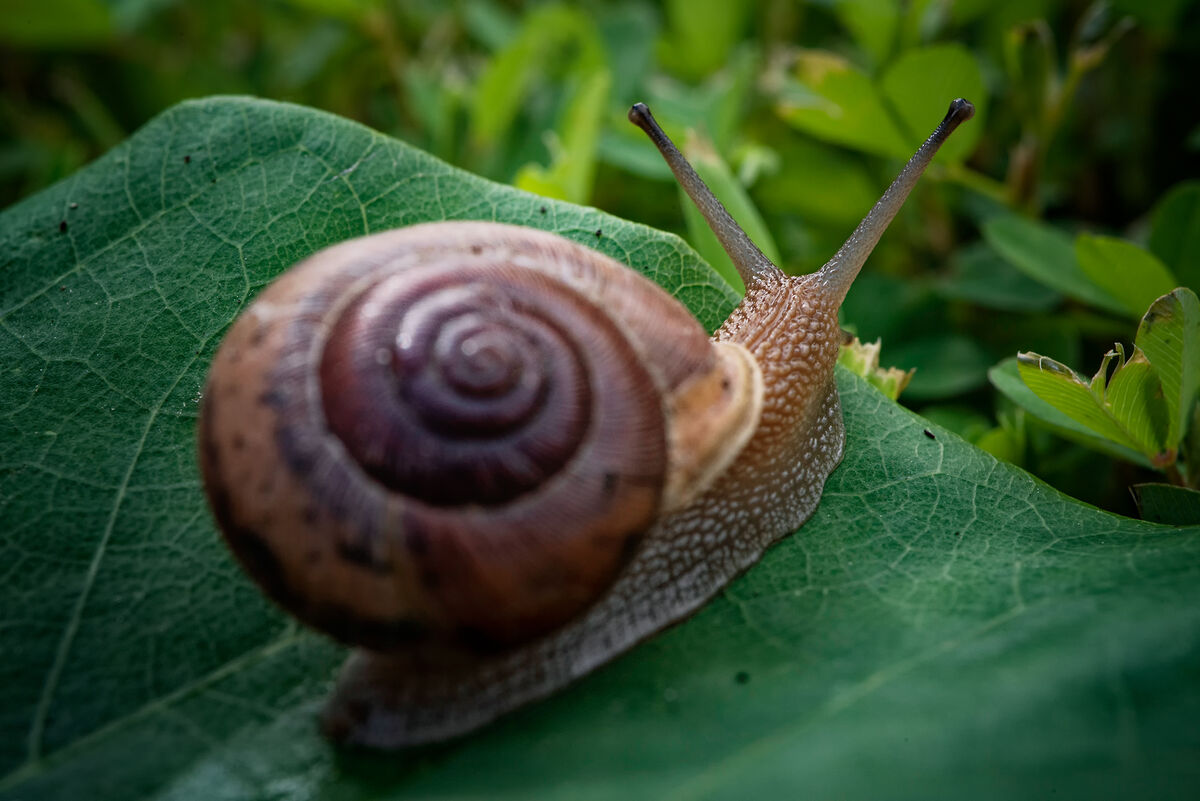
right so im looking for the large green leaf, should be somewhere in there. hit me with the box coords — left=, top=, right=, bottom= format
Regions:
left=4, top=98, right=1200, bottom=800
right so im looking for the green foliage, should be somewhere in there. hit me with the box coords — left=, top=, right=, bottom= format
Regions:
left=4, top=0, right=1200, bottom=795
left=1009, top=288, right=1199, bottom=484
left=3, top=103, right=1200, bottom=801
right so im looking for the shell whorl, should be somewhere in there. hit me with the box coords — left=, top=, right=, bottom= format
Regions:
left=319, top=265, right=596, bottom=506
left=198, top=222, right=731, bottom=650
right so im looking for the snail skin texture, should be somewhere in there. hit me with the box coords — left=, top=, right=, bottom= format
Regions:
left=198, top=99, right=975, bottom=748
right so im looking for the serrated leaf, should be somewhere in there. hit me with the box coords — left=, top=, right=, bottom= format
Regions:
left=983, top=216, right=1127, bottom=316
left=1075, top=234, right=1177, bottom=319
left=1016, top=352, right=1144, bottom=451
left=4, top=97, right=1200, bottom=801
left=989, top=358, right=1152, bottom=467
left=836, top=337, right=914, bottom=400
left=1105, top=349, right=1172, bottom=462
left=1136, top=287, right=1200, bottom=447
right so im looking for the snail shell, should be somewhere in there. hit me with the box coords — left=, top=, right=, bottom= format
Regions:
left=198, top=99, right=974, bottom=747
left=198, top=221, right=761, bottom=650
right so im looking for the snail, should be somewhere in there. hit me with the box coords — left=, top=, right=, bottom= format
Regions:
left=198, top=98, right=974, bottom=748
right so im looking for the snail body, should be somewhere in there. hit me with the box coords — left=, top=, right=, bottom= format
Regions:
left=199, top=100, right=974, bottom=747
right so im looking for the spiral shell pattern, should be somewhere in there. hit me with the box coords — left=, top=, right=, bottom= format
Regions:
left=198, top=222, right=720, bottom=649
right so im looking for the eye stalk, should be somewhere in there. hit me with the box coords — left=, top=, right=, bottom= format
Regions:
left=630, top=98, right=976, bottom=300
left=814, top=98, right=975, bottom=303
left=628, top=103, right=783, bottom=288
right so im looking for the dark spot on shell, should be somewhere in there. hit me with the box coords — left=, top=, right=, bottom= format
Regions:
left=735, top=670, right=750, bottom=685
left=336, top=538, right=391, bottom=575
left=923, top=429, right=935, bottom=440
left=259, top=388, right=286, bottom=408
left=232, top=433, right=246, bottom=451
left=470, top=244, right=482, bottom=255
left=222, top=518, right=290, bottom=603
left=59, top=221, right=67, bottom=233
left=184, top=154, right=191, bottom=164
left=250, top=324, right=267, bottom=346
left=275, top=423, right=323, bottom=485
left=602, top=472, right=618, bottom=496
left=721, top=378, right=731, bottom=391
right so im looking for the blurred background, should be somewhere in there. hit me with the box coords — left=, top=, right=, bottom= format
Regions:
left=3, top=0, right=1198, bottom=515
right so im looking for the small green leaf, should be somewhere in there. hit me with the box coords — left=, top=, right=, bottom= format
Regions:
left=1136, top=287, right=1200, bottom=447
left=1016, top=352, right=1144, bottom=451
left=775, top=50, right=910, bottom=159
left=983, top=216, right=1127, bottom=316
left=1148, top=181, right=1200, bottom=291
left=990, top=358, right=1153, bottom=467
left=837, top=337, right=914, bottom=400
left=1133, top=483, right=1200, bottom=525
left=1105, top=349, right=1172, bottom=463
left=1075, top=234, right=1178, bottom=319
left=879, top=44, right=987, bottom=164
